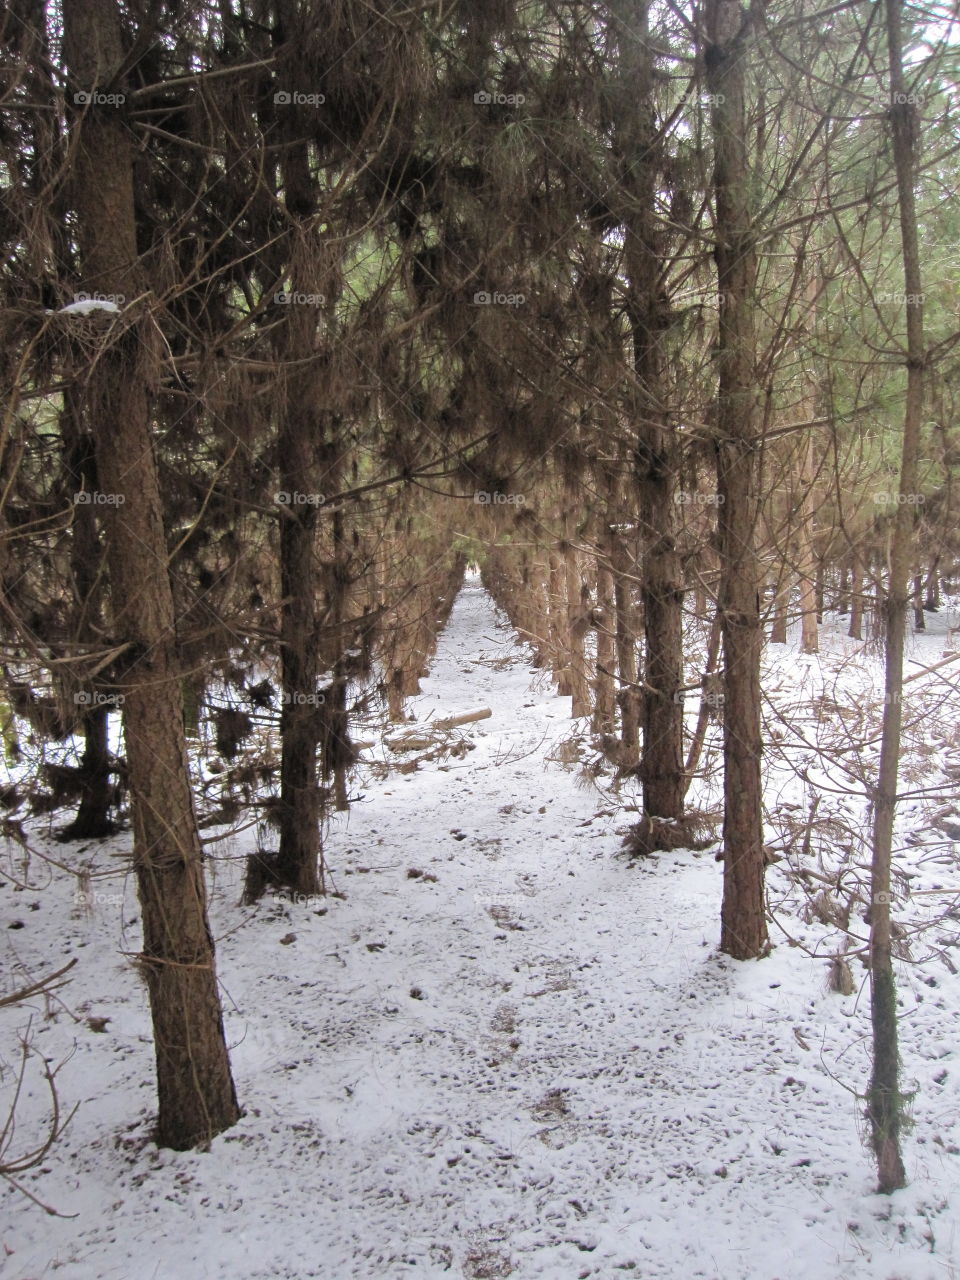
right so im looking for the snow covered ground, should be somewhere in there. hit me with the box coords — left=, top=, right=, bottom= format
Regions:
left=2, top=577, right=960, bottom=1279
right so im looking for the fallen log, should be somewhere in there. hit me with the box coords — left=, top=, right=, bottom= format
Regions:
left=431, top=707, right=491, bottom=730
left=383, top=708, right=491, bottom=753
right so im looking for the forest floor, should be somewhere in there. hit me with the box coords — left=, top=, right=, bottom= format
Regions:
left=2, top=576, right=960, bottom=1279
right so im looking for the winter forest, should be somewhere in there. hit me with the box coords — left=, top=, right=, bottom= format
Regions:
left=1, top=0, right=959, bottom=1274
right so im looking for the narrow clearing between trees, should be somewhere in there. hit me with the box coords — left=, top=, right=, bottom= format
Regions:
left=2, top=577, right=959, bottom=1279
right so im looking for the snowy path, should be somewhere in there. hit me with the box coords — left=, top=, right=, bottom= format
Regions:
left=1, top=579, right=958, bottom=1279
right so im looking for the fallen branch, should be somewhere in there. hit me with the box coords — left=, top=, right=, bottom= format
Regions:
left=1, top=1019, right=79, bottom=1216
left=0, top=958, right=77, bottom=1010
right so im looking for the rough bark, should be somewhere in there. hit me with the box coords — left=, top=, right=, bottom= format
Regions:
left=258, top=0, right=329, bottom=898
left=63, top=0, right=239, bottom=1148
left=615, top=0, right=685, bottom=838
left=272, top=307, right=325, bottom=896
left=704, top=0, right=768, bottom=958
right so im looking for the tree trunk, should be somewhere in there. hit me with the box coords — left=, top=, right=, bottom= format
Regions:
left=592, top=510, right=617, bottom=735
left=273, top=342, right=324, bottom=896
left=704, top=0, right=768, bottom=959
left=796, top=267, right=821, bottom=654
left=837, top=560, right=849, bottom=614
left=814, top=554, right=825, bottom=624
left=683, top=605, right=723, bottom=797
left=849, top=547, right=864, bottom=639
left=523, top=557, right=551, bottom=668
left=912, top=573, right=925, bottom=631
left=797, top=437, right=820, bottom=654
left=612, top=530, right=641, bottom=768
left=636, top=494, right=686, bottom=833
left=867, top=0, right=922, bottom=1194
left=63, top=0, right=239, bottom=1148
left=923, top=556, right=940, bottom=611
left=182, top=678, right=203, bottom=738
left=563, top=528, right=592, bottom=718
left=549, top=548, right=571, bottom=695
left=770, top=568, right=788, bottom=644
left=258, top=9, right=329, bottom=899
left=64, top=704, right=114, bottom=840
left=616, top=0, right=685, bottom=841
left=326, top=505, right=351, bottom=812
left=387, top=669, right=405, bottom=722
left=60, top=389, right=115, bottom=839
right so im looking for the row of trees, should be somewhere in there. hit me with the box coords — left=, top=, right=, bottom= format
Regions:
left=2, top=0, right=957, bottom=1187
